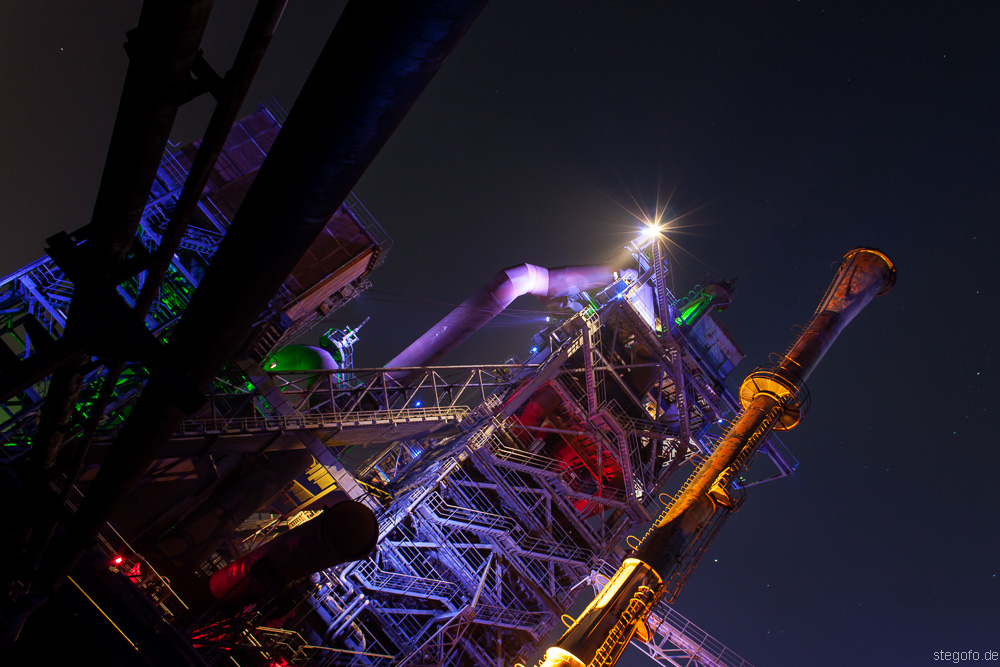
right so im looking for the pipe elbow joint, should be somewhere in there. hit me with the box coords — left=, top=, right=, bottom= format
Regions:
left=502, top=263, right=550, bottom=300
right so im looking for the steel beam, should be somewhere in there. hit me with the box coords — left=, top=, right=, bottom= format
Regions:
left=87, top=0, right=216, bottom=265
left=40, top=0, right=490, bottom=596
left=134, top=0, right=289, bottom=316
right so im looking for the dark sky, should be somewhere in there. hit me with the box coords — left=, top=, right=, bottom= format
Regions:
left=3, top=2, right=999, bottom=665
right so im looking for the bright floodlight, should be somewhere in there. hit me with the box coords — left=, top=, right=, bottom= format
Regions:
left=640, top=222, right=661, bottom=240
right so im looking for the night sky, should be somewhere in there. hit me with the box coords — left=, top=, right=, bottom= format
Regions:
left=3, top=2, right=999, bottom=665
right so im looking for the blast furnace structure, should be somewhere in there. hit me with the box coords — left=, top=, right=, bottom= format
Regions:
left=0, top=99, right=889, bottom=667
left=0, top=5, right=898, bottom=665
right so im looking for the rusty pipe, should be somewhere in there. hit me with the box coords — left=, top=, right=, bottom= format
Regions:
left=541, top=248, right=894, bottom=667
left=542, top=559, right=661, bottom=667
left=736, top=247, right=896, bottom=430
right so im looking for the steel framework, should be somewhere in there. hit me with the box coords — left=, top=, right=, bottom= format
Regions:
left=0, top=55, right=797, bottom=667
left=188, top=236, right=798, bottom=666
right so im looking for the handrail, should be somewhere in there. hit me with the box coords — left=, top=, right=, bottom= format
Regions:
left=92, top=406, right=471, bottom=441
left=352, top=560, right=458, bottom=601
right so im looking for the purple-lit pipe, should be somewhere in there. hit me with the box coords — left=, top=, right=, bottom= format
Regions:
left=385, top=263, right=616, bottom=382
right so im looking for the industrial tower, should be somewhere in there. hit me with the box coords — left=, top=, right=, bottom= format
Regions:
left=0, top=5, right=893, bottom=667
left=1, top=102, right=800, bottom=666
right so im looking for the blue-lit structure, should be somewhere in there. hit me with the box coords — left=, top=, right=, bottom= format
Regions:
left=261, top=238, right=799, bottom=667
left=0, top=102, right=390, bottom=454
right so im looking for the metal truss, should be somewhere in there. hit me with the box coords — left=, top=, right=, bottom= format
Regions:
left=279, top=269, right=787, bottom=667
left=268, top=364, right=536, bottom=417
left=19, top=251, right=783, bottom=667
left=1, top=149, right=793, bottom=667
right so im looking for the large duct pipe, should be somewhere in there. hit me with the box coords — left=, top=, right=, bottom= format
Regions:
left=738, top=247, right=895, bottom=427
left=144, top=448, right=313, bottom=578
left=35, top=0, right=489, bottom=600
left=538, top=248, right=895, bottom=667
left=208, top=500, right=377, bottom=602
left=636, top=248, right=896, bottom=574
left=385, top=263, right=619, bottom=382
left=543, top=559, right=662, bottom=667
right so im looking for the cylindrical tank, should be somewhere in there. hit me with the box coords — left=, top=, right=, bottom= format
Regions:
left=264, top=344, right=339, bottom=372
left=209, top=500, right=377, bottom=602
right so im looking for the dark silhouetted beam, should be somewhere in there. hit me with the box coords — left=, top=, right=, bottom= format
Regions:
left=41, top=0, right=489, bottom=598
left=27, top=0, right=216, bottom=477
left=134, top=0, right=289, bottom=317
left=64, top=0, right=290, bottom=498
left=88, top=0, right=216, bottom=266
